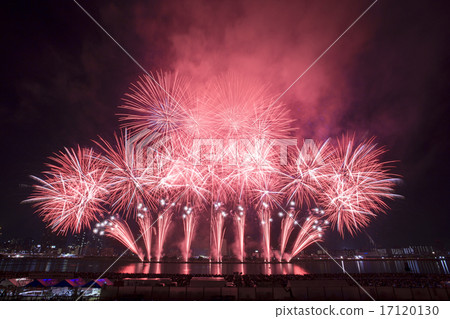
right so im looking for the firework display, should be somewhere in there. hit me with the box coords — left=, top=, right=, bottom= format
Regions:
left=26, top=72, right=399, bottom=262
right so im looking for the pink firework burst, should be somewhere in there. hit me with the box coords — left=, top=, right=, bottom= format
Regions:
left=96, top=133, right=160, bottom=218
left=282, top=139, right=332, bottom=207
left=119, top=72, right=192, bottom=140
left=25, top=147, right=108, bottom=234
left=320, top=137, right=400, bottom=236
left=204, top=73, right=293, bottom=140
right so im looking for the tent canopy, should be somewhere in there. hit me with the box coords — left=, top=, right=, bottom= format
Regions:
left=0, top=278, right=32, bottom=287
left=54, top=278, right=86, bottom=288
left=26, top=279, right=58, bottom=288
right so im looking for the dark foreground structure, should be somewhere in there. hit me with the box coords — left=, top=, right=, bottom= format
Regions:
left=1, top=272, right=449, bottom=301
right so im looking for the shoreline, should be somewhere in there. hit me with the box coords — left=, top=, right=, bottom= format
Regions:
left=0, top=255, right=447, bottom=263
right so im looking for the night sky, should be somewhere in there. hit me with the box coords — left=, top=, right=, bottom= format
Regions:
left=1, top=0, right=449, bottom=250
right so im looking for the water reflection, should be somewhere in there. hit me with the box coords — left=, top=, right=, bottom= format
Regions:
left=0, top=258, right=448, bottom=275
left=264, top=263, right=272, bottom=275
left=181, top=263, right=190, bottom=275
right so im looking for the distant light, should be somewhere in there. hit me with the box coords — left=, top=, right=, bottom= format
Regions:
left=255, top=250, right=259, bottom=253
left=221, top=212, right=227, bottom=217
left=184, top=206, right=188, bottom=211
left=111, top=216, right=115, bottom=220
left=269, top=218, right=273, bottom=222
left=239, top=212, right=244, bottom=216
left=160, top=199, right=166, bottom=206
left=93, top=229, right=98, bottom=234
left=261, top=221, right=266, bottom=225
left=312, top=225, right=317, bottom=229
left=289, top=213, right=293, bottom=218
left=278, top=212, right=283, bottom=217
left=96, top=223, right=100, bottom=227
left=171, top=202, right=176, bottom=206
left=262, top=202, right=268, bottom=208
left=143, top=207, right=148, bottom=212
left=324, top=220, right=329, bottom=225
left=290, top=201, right=295, bottom=206
left=238, top=206, right=244, bottom=211
left=317, top=226, right=322, bottom=232
left=99, top=231, right=105, bottom=236
left=237, top=217, right=241, bottom=221
left=137, top=203, right=143, bottom=209
left=182, top=214, right=187, bottom=219
left=159, top=215, right=163, bottom=219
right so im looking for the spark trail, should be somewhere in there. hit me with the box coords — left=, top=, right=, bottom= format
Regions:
left=233, top=205, right=246, bottom=262
left=101, top=217, right=144, bottom=262
left=182, top=206, right=197, bottom=262
left=137, top=208, right=153, bottom=261
left=211, top=204, right=227, bottom=262
left=287, top=215, right=328, bottom=262
left=279, top=208, right=298, bottom=262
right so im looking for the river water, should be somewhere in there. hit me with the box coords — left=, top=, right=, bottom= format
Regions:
left=0, top=258, right=448, bottom=275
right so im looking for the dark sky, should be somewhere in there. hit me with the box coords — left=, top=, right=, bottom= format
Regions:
left=1, top=0, right=449, bottom=249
